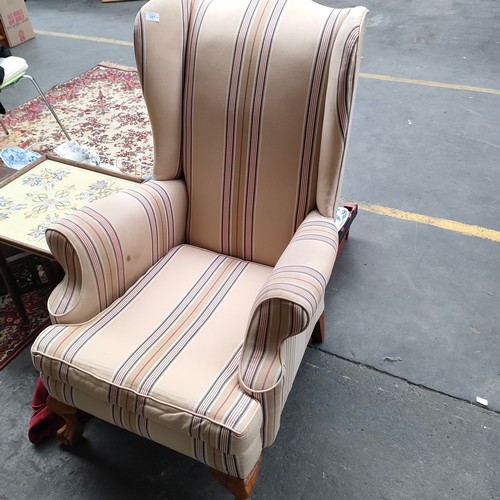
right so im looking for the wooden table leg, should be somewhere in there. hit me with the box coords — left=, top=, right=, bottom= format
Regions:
left=40, top=258, right=64, bottom=290
left=0, top=246, right=28, bottom=324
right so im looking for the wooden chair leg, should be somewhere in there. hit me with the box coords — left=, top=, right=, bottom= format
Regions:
left=46, top=396, right=84, bottom=446
left=210, top=455, right=262, bottom=500
left=311, top=312, right=325, bottom=343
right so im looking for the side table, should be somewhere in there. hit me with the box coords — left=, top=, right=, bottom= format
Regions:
left=0, top=154, right=141, bottom=321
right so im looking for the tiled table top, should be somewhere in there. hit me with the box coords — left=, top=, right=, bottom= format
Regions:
left=0, top=156, right=140, bottom=257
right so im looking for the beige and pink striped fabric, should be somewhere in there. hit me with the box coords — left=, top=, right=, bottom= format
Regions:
left=39, top=376, right=263, bottom=477
left=32, top=0, right=368, bottom=480
left=135, top=0, right=368, bottom=266
left=46, top=180, right=187, bottom=324
left=240, top=211, right=338, bottom=393
left=239, top=210, right=338, bottom=446
left=33, top=245, right=272, bottom=478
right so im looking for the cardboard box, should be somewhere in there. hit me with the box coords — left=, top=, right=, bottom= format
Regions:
left=0, top=0, right=35, bottom=48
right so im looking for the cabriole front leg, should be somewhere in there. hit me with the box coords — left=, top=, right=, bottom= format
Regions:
left=210, top=455, right=262, bottom=499
left=46, top=396, right=84, bottom=446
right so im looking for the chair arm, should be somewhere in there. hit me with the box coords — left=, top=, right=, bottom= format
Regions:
left=46, top=179, right=187, bottom=324
left=239, top=210, right=338, bottom=393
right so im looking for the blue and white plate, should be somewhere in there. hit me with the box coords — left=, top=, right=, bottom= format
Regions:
left=335, top=206, right=349, bottom=231
left=1, top=147, right=41, bottom=170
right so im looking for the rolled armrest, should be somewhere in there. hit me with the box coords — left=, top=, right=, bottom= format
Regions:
left=239, top=210, right=338, bottom=393
left=46, top=179, right=187, bottom=324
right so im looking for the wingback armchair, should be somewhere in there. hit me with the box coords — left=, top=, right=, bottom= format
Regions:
left=31, top=0, right=368, bottom=497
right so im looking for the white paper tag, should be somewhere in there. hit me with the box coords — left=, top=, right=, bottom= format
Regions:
left=145, top=12, right=160, bottom=23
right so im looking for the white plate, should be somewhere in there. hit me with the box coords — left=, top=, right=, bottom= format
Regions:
left=53, top=140, right=100, bottom=166
left=1, top=147, right=41, bottom=170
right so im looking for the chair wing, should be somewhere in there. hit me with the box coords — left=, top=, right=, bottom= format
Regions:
left=32, top=0, right=368, bottom=496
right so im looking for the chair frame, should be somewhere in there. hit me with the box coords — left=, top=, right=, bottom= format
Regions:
left=31, top=0, right=369, bottom=497
left=0, top=73, right=71, bottom=141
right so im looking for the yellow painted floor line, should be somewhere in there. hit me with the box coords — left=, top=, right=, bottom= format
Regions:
left=360, top=72, right=500, bottom=96
left=355, top=202, right=500, bottom=243
left=34, top=30, right=133, bottom=47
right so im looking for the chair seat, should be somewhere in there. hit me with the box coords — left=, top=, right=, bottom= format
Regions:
left=0, top=56, right=28, bottom=88
left=32, top=245, right=272, bottom=456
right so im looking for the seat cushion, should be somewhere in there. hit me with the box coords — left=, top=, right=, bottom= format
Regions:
left=32, top=245, right=272, bottom=458
left=0, top=56, right=28, bottom=87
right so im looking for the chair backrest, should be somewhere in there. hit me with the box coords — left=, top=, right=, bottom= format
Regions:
left=135, top=0, right=368, bottom=266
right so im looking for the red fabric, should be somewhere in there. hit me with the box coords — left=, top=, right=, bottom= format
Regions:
left=28, top=376, right=64, bottom=444
left=28, top=376, right=91, bottom=444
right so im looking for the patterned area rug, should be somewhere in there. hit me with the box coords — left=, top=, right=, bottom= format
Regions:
left=0, top=253, right=52, bottom=370
left=0, top=288, right=51, bottom=369
left=0, top=61, right=153, bottom=178
left=0, top=62, right=153, bottom=369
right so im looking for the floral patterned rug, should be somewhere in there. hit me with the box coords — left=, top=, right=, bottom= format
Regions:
left=0, top=254, right=52, bottom=370
left=0, top=62, right=153, bottom=369
left=0, top=287, right=51, bottom=369
left=0, top=61, right=154, bottom=178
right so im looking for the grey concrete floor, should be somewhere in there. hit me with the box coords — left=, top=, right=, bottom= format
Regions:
left=324, top=0, right=500, bottom=412
left=1, top=348, right=499, bottom=499
left=0, top=0, right=499, bottom=498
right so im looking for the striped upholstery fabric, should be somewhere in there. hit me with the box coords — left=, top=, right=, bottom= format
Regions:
left=33, top=0, right=368, bottom=481
left=32, top=245, right=272, bottom=478
left=46, top=180, right=187, bottom=324
left=135, top=0, right=368, bottom=266
left=254, top=319, right=320, bottom=446
left=240, top=211, right=338, bottom=392
left=39, top=378, right=263, bottom=478
left=240, top=211, right=338, bottom=445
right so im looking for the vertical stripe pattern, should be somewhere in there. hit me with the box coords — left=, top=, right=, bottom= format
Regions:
left=295, top=9, right=340, bottom=228
left=183, top=0, right=216, bottom=236
left=239, top=210, right=337, bottom=395
left=242, top=0, right=287, bottom=261
left=221, top=0, right=260, bottom=255
left=337, top=26, right=360, bottom=139
left=34, top=0, right=369, bottom=480
left=182, top=0, right=363, bottom=267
